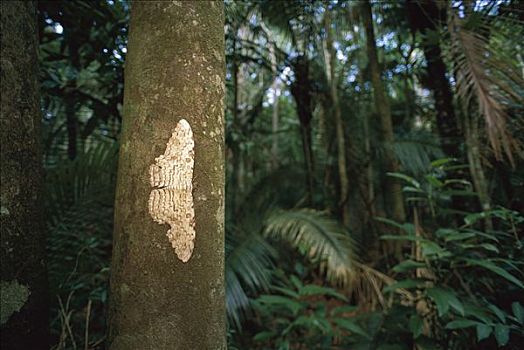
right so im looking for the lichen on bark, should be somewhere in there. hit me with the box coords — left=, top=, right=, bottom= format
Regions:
left=0, top=280, right=31, bottom=325
left=108, top=1, right=226, bottom=349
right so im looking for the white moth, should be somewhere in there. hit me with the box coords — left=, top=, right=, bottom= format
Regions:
left=148, top=119, right=195, bottom=262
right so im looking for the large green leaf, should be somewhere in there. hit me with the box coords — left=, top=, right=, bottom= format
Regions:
left=426, top=287, right=464, bottom=317
left=333, top=318, right=369, bottom=339
left=445, top=319, right=478, bottom=329
left=476, top=324, right=492, bottom=342
left=463, top=258, right=524, bottom=289
left=494, top=324, right=510, bottom=346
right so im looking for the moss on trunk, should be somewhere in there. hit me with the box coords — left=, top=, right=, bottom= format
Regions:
left=108, top=1, right=226, bottom=349
left=0, top=1, right=49, bottom=349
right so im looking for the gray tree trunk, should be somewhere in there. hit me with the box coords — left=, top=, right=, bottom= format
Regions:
left=108, top=1, right=226, bottom=349
left=323, top=10, right=350, bottom=227
left=362, top=0, right=406, bottom=224
left=0, top=2, right=49, bottom=349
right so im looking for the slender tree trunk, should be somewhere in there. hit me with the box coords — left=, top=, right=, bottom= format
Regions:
left=65, top=98, right=77, bottom=160
left=291, top=56, right=315, bottom=204
left=230, top=35, right=240, bottom=215
left=361, top=0, right=406, bottom=223
left=0, top=2, right=49, bottom=349
left=108, top=2, right=226, bottom=349
left=464, top=113, right=493, bottom=230
left=323, top=11, right=350, bottom=226
left=269, top=40, right=280, bottom=170
left=406, top=0, right=462, bottom=158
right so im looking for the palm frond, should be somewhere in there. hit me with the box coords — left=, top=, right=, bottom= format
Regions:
left=45, top=141, right=118, bottom=224
left=393, top=131, right=445, bottom=176
left=45, top=141, right=117, bottom=343
left=226, top=230, right=276, bottom=329
left=448, top=8, right=524, bottom=164
left=263, top=209, right=358, bottom=286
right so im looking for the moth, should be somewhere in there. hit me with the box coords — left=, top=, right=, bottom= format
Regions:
left=148, top=119, right=195, bottom=262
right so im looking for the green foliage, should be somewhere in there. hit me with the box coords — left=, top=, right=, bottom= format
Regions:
left=264, top=209, right=358, bottom=286
left=380, top=165, right=524, bottom=349
left=36, top=1, right=524, bottom=349
left=45, top=141, right=117, bottom=349
left=251, top=274, right=360, bottom=350
left=39, top=0, right=128, bottom=162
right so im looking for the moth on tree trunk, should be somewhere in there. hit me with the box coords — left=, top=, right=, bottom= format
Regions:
left=108, top=1, right=226, bottom=349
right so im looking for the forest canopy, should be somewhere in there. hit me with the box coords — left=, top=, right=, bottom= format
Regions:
left=1, top=0, right=523, bottom=349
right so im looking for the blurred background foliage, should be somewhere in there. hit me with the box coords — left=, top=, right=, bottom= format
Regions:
left=38, top=0, right=523, bottom=349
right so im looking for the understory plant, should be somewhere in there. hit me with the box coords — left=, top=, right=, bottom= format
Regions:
left=245, top=160, right=523, bottom=350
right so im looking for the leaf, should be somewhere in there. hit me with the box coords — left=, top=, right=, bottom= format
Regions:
left=383, top=279, right=423, bottom=293
left=386, top=172, right=420, bottom=188
left=427, top=287, right=464, bottom=317
left=494, top=324, right=510, bottom=346
left=421, top=241, right=449, bottom=257
left=392, top=260, right=426, bottom=273
left=264, top=209, right=357, bottom=286
left=374, top=217, right=412, bottom=234
left=409, top=314, right=424, bottom=338
left=512, top=302, right=524, bottom=324
left=439, top=230, right=476, bottom=242
left=445, top=319, right=478, bottom=329
left=463, top=258, right=524, bottom=289
left=403, top=186, right=425, bottom=194
left=253, top=331, right=276, bottom=342
left=487, top=304, right=506, bottom=323
left=299, top=284, right=347, bottom=301
left=431, top=158, right=456, bottom=168
left=257, top=295, right=303, bottom=316
left=330, top=305, right=358, bottom=316
left=478, top=243, right=499, bottom=253
left=334, top=318, right=369, bottom=338
left=463, top=303, right=494, bottom=324
left=476, top=324, right=492, bottom=342
left=425, top=175, right=444, bottom=188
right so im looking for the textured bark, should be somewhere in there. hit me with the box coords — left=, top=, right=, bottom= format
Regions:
left=323, top=11, right=350, bottom=226
left=291, top=56, right=315, bottom=204
left=108, top=2, right=226, bottom=349
left=464, top=114, right=493, bottom=230
left=406, top=0, right=462, bottom=158
left=269, top=39, right=280, bottom=170
left=361, top=0, right=406, bottom=223
left=0, top=1, right=49, bottom=349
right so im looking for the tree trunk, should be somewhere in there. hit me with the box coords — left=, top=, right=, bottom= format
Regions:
left=361, top=0, right=406, bottom=223
left=0, top=2, right=49, bottom=349
left=406, top=0, right=462, bottom=158
left=291, top=56, right=315, bottom=204
left=108, top=2, right=226, bottom=349
left=269, top=40, right=280, bottom=170
left=464, top=113, right=493, bottom=230
left=323, top=11, right=350, bottom=226
left=229, top=33, right=240, bottom=216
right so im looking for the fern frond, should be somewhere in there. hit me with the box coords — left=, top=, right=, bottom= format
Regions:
left=263, top=209, right=358, bottom=286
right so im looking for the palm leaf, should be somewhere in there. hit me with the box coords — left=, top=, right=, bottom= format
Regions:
left=226, top=231, right=276, bottom=329
left=263, top=209, right=358, bottom=286
left=447, top=6, right=524, bottom=164
left=393, top=131, right=445, bottom=176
